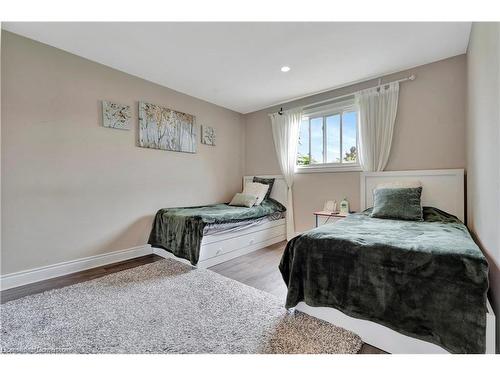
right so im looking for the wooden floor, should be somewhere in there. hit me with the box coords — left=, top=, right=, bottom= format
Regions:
left=209, top=241, right=288, bottom=299
left=1, top=254, right=164, bottom=304
left=1, top=242, right=385, bottom=354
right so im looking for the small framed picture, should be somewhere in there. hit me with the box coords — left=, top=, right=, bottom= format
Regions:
left=102, top=101, right=131, bottom=130
left=201, top=125, right=216, bottom=146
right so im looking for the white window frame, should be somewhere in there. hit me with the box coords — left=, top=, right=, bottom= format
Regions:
left=296, top=99, right=362, bottom=174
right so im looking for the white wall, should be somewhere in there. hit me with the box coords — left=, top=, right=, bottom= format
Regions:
left=466, top=22, right=500, bottom=353
left=1, top=31, right=246, bottom=274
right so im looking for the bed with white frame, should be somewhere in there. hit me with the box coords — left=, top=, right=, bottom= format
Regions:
left=295, top=169, right=496, bottom=354
left=153, top=175, right=287, bottom=269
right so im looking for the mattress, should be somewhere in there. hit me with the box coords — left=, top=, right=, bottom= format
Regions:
left=203, top=211, right=285, bottom=236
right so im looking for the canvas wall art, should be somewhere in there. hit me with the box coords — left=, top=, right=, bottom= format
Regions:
left=102, top=101, right=131, bottom=130
left=201, top=125, right=216, bottom=146
left=138, top=102, right=197, bottom=153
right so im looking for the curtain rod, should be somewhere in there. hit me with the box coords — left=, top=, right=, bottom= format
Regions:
left=273, top=74, right=416, bottom=115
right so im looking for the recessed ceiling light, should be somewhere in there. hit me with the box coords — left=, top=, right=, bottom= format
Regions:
left=281, top=66, right=291, bottom=72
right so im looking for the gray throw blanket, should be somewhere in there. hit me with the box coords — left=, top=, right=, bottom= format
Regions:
left=149, top=198, right=286, bottom=265
left=279, top=207, right=489, bottom=353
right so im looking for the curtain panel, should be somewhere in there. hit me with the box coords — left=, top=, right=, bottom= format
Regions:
left=269, top=109, right=302, bottom=240
left=355, top=82, right=399, bottom=172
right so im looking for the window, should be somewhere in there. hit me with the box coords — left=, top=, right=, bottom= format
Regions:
left=297, top=102, right=359, bottom=172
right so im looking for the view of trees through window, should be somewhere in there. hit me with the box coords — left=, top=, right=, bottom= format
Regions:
left=297, top=110, right=358, bottom=166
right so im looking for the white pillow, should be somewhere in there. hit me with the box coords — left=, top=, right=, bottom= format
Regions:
left=243, top=182, right=268, bottom=205
left=229, top=193, right=257, bottom=208
left=376, top=180, right=422, bottom=189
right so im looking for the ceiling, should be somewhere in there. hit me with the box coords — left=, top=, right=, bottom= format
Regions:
left=2, top=22, right=471, bottom=114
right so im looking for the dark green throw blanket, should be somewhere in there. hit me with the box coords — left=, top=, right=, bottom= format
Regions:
left=149, top=198, right=286, bottom=265
left=279, top=207, right=489, bottom=353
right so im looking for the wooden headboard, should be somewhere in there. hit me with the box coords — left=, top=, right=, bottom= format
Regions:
left=243, top=175, right=287, bottom=208
left=360, top=169, right=465, bottom=222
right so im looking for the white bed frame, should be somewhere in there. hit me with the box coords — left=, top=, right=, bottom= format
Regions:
left=153, top=175, right=287, bottom=269
left=296, top=169, right=496, bottom=354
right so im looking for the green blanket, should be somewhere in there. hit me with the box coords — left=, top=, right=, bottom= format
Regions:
left=279, top=207, right=489, bottom=353
left=149, top=198, right=286, bottom=265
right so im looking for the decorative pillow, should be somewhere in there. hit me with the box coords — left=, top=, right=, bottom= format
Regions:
left=228, top=193, right=257, bottom=208
left=253, top=177, right=275, bottom=200
left=243, top=182, right=269, bottom=205
left=371, top=186, right=423, bottom=221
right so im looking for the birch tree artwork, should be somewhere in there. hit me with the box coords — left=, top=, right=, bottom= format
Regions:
left=138, top=102, right=197, bottom=153
left=102, top=101, right=131, bottom=130
left=201, top=125, right=216, bottom=146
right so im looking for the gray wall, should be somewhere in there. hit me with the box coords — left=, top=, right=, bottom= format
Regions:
left=245, top=55, right=467, bottom=233
left=466, top=22, right=500, bottom=353
left=1, top=31, right=246, bottom=274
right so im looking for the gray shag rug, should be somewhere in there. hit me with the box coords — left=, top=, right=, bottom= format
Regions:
left=1, top=259, right=362, bottom=354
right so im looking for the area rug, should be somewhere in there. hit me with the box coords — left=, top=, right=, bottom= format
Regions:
left=0, top=259, right=362, bottom=354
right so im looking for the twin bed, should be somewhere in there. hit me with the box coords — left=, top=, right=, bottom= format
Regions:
left=149, top=170, right=495, bottom=354
left=284, top=169, right=495, bottom=354
left=150, top=176, right=288, bottom=268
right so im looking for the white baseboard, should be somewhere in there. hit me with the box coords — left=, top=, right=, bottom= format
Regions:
left=1, top=245, right=152, bottom=291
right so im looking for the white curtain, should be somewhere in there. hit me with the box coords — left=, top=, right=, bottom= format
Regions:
left=269, top=108, right=302, bottom=240
left=355, top=82, right=399, bottom=172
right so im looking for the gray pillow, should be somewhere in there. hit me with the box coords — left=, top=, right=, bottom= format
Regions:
left=371, top=187, right=423, bottom=221
left=253, top=177, right=275, bottom=200
left=228, top=193, right=257, bottom=208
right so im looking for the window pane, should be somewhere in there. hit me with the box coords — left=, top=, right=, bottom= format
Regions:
left=342, top=111, right=358, bottom=163
left=297, top=119, right=310, bottom=165
left=326, top=114, right=340, bottom=163
left=310, top=117, right=323, bottom=164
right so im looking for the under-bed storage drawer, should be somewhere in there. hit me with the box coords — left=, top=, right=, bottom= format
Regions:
left=198, top=224, right=285, bottom=261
